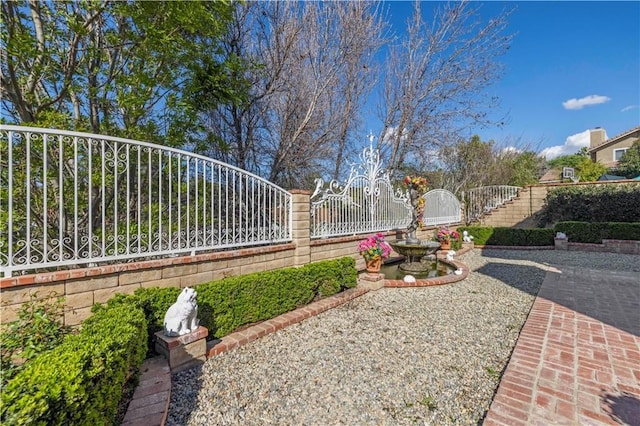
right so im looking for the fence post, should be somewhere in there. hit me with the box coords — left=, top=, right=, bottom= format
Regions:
left=290, top=190, right=311, bottom=267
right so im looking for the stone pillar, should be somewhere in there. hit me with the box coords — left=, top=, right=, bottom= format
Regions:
left=290, top=190, right=311, bottom=267
left=359, top=272, right=385, bottom=291
left=154, top=326, right=208, bottom=373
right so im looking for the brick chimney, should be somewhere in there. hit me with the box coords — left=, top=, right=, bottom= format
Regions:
left=589, top=127, right=606, bottom=148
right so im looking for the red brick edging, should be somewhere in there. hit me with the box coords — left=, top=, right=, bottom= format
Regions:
left=384, top=245, right=472, bottom=287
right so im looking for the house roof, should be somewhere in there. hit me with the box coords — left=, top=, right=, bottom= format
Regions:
left=597, top=174, right=626, bottom=181
left=587, top=125, right=640, bottom=153
left=539, top=168, right=561, bottom=183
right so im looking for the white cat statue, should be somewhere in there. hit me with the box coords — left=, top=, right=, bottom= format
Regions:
left=163, top=287, right=199, bottom=337
left=446, top=250, right=456, bottom=261
left=462, top=231, right=474, bottom=243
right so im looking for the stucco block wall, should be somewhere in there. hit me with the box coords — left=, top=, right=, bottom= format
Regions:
left=0, top=245, right=297, bottom=326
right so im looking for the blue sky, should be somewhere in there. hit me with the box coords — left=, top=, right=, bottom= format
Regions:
left=378, top=1, right=640, bottom=159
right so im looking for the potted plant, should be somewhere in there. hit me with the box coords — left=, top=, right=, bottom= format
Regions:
left=357, top=233, right=392, bottom=273
left=435, top=227, right=460, bottom=250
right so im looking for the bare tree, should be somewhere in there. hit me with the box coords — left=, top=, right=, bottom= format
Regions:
left=437, top=135, right=545, bottom=195
left=377, top=0, right=513, bottom=175
left=263, top=1, right=385, bottom=187
left=194, top=1, right=384, bottom=187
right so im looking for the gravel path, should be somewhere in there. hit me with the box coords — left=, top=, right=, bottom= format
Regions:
left=167, top=249, right=639, bottom=425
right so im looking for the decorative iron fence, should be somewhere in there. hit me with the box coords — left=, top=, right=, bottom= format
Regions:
left=464, top=185, right=521, bottom=224
left=421, top=189, right=461, bottom=226
left=310, top=144, right=412, bottom=238
left=0, top=125, right=292, bottom=277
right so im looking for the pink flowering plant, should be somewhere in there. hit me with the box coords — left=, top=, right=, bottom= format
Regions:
left=357, top=233, right=392, bottom=261
left=435, top=227, right=460, bottom=243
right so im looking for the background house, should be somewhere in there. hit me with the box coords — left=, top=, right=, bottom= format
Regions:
left=588, top=126, right=640, bottom=168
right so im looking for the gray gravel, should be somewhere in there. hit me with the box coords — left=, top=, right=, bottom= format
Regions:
left=166, top=249, right=640, bottom=426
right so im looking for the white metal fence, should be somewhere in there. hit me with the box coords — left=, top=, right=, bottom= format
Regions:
left=421, top=189, right=461, bottom=226
left=310, top=143, right=464, bottom=239
left=464, top=185, right=521, bottom=224
left=0, top=126, right=292, bottom=277
left=310, top=145, right=412, bottom=238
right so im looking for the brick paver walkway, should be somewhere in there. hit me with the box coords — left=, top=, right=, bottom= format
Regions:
left=122, top=356, right=171, bottom=426
left=484, top=266, right=640, bottom=426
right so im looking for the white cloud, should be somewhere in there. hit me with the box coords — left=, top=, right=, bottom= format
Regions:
left=621, top=105, right=638, bottom=112
left=381, top=126, right=407, bottom=145
left=562, top=95, right=611, bottom=110
left=501, top=146, right=521, bottom=154
left=540, top=129, right=597, bottom=160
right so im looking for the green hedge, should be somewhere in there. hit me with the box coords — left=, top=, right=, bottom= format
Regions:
left=554, top=221, right=640, bottom=243
left=1, top=304, right=147, bottom=425
left=458, top=226, right=555, bottom=246
left=1, top=256, right=357, bottom=425
left=539, top=183, right=640, bottom=226
left=106, top=256, right=358, bottom=340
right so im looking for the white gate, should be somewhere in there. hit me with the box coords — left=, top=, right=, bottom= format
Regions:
left=310, top=144, right=411, bottom=238
left=421, top=189, right=461, bottom=226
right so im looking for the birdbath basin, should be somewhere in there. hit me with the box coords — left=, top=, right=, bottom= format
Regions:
left=388, top=240, right=442, bottom=274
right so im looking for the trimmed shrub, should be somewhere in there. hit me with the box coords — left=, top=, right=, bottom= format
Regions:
left=105, top=257, right=357, bottom=339
left=196, top=256, right=357, bottom=337
left=1, top=304, right=147, bottom=425
left=458, top=226, right=554, bottom=246
left=105, top=287, right=182, bottom=356
left=538, top=183, right=640, bottom=226
left=554, top=221, right=640, bottom=243
left=0, top=294, right=70, bottom=388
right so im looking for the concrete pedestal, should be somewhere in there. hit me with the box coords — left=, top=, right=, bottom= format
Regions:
left=555, top=237, right=568, bottom=250
left=155, top=326, right=208, bottom=373
left=359, top=272, right=385, bottom=291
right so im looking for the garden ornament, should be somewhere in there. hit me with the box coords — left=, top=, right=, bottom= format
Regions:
left=163, top=287, right=199, bottom=337
left=446, top=250, right=456, bottom=261
left=462, top=231, right=474, bottom=243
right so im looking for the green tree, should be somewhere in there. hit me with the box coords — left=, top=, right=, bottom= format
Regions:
left=547, top=147, right=589, bottom=169
left=1, top=1, right=238, bottom=146
left=616, top=140, right=640, bottom=178
left=506, top=151, right=546, bottom=187
left=546, top=147, right=606, bottom=181
left=439, top=135, right=499, bottom=195
left=576, top=157, right=608, bottom=182
left=1, top=1, right=243, bottom=267
left=437, top=135, right=544, bottom=194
